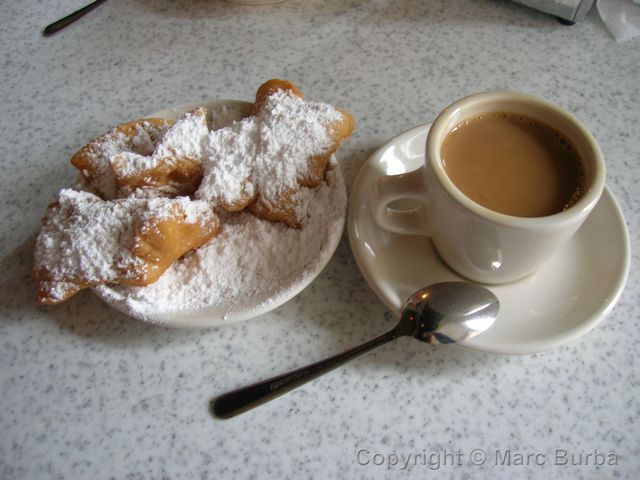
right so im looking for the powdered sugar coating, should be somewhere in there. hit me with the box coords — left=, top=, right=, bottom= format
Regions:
left=95, top=163, right=347, bottom=324
left=79, top=121, right=170, bottom=199
left=208, top=103, right=250, bottom=131
left=35, top=189, right=145, bottom=286
left=196, top=90, right=344, bottom=211
left=110, top=108, right=208, bottom=179
left=34, top=189, right=217, bottom=302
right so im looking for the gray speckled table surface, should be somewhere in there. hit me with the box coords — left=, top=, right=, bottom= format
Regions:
left=1, top=0, right=638, bottom=478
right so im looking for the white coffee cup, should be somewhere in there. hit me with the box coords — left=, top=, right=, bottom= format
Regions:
left=370, top=91, right=605, bottom=284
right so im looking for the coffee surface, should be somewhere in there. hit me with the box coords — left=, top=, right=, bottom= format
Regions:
left=441, top=113, right=584, bottom=217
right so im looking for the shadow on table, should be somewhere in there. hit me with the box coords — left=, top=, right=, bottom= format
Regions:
left=0, top=233, right=199, bottom=347
left=0, top=233, right=43, bottom=320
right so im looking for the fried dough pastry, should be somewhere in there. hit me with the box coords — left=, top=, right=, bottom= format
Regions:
left=249, top=79, right=302, bottom=116
left=71, top=118, right=173, bottom=199
left=71, top=108, right=209, bottom=199
left=110, top=108, right=208, bottom=197
left=196, top=79, right=354, bottom=227
left=34, top=189, right=220, bottom=305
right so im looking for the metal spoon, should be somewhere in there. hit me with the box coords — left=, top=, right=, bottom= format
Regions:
left=43, top=0, right=110, bottom=36
left=212, top=281, right=499, bottom=418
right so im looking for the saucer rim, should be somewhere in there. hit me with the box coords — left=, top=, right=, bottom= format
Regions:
left=347, top=123, right=630, bottom=354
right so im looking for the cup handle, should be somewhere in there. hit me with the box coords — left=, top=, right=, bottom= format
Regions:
left=370, top=168, right=431, bottom=236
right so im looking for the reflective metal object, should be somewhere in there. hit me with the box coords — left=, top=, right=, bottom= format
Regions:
left=212, top=282, right=499, bottom=419
left=399, top=282, right=499, bottom=345
left=43, top=0, right=110, bottom=36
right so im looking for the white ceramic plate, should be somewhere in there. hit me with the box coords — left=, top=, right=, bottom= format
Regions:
left=94, top=100, right=347, bottom=328
left=348, top=124, right=630, bottom=354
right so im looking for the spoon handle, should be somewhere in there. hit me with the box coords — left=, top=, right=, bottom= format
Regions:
left=43, top=0, right=110, bottom=36
left=212, top=329, right=399, bottom=418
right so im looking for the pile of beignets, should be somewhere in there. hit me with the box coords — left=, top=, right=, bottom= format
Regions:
left=34, top=79, right=354, bottom=305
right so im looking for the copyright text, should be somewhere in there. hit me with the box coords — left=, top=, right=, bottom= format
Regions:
left=355, top=448, right=618, bottom=470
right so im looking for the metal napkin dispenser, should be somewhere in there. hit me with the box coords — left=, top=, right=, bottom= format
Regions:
left=512, top=0, right=594, bottom=22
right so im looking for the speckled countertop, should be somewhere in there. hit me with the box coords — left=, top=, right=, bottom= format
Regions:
left=1, top=1, right=638, bottom=478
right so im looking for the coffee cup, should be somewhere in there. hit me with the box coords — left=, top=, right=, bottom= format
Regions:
left=370, top=91, right=605, bottom=284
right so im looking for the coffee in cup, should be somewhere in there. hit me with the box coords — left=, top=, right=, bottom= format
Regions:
left=371, top=91, right=605, bottom=284
left=441, top=112, right=585, bottom=218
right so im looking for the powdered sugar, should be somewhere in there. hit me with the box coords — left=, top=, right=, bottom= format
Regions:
left=196, top=90, right=344, bottom=212
left=52, top=92, right=350, bottom=322
left=34, top=189, right=216, bottom=302
left=82, top=121, right=170, bottom=199
left=110, top=108, right=208, bottom=179
left=207, top=103, right=251, bottom=131
left=95, top=163, right=347, bottom=324
left=35, top=189, right=145, bottom=286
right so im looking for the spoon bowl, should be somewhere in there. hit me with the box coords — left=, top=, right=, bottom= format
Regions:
left=212, top=281, right=499, bottom=418
left=400, top=282, right=499, bottom=344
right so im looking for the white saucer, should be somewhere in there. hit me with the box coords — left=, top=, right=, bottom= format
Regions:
left=94, top=100, right=346, bottom=328
left=347, top=124, right=630, bottom=354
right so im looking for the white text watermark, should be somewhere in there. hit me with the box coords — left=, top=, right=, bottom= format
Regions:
left=355, top=448, right=618, bottom=470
